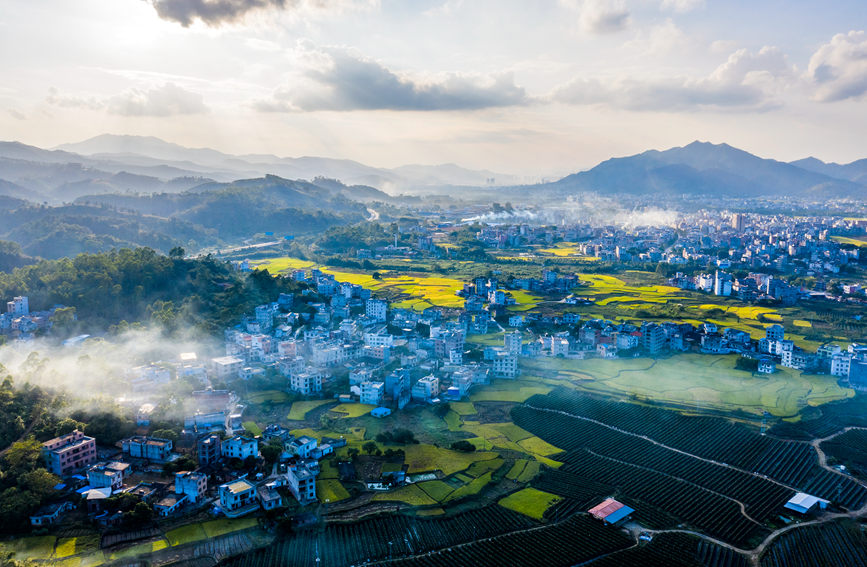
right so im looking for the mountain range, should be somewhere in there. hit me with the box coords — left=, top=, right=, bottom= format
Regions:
left=538, top=141, right=867, bottom=199
left=0, top=135, right=864, bottom=205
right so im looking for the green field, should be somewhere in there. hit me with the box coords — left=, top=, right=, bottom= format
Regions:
left=317, top=479, right=351, bottom=503
left=373, top=483, right=438, bottom=505
left=498, top=487, right=563, bottom=520
left=416, top=480, right=456, bottom=502
left=166, top=523, right=207, bottom=546
left=54, top=535, right=100, bottom=559
left=331, top=403, right=376, bottom=418
left=243, top=421, right=263, bottom=436
left=402, top=444, right=500, bottom=475
left=0, top=535, right=57, bottom=561
left=287, top=399, right=334, bottom=420
left=522, top=354, right=854, bottom=417
left=202, top=517, right=259, bottom=538
left=247, top=390, right=291, bottom=404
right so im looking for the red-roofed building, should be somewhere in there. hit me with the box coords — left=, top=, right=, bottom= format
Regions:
left=589, top=498, right=635, bottom=525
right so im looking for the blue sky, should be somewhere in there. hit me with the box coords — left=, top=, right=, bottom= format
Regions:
left=1, top=0, right=865, bottom=175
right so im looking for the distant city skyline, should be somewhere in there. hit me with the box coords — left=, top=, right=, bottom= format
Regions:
left=1, top=0, right=866, bottom=174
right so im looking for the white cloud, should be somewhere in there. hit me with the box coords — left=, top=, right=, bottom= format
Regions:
left=807, top=30, right=867, bottom=102
left=553, top=46, right=794, bottom=111
left=660, top=0, right=704, bottom=13
left=46, top=84, right=209, bottom=117
left=146, top=0, right=379, bottom=27
left=623, top=18, right=687, bottom=55
left=255, top=45, right=529, bottom=112
left=560, top=0, right=630, bottom=34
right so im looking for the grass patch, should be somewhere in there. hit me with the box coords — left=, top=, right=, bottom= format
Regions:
left=403, top=444, right=499, bottom=476
left=517, top=436, right=562, bottom=457
left=442, top=472, right=493, bottom=503
left=793, top=319, right=813, bottom=328
left=202, top=517, right=259, bottom=538
left=449, top=402, right=477, bottom=416
left=499, top=488, right=563, bottom=520
left=287, top=399, right=334, bottom=420
left=331, top=403, right=375, bottom=418
left=466, top=457, right=505, bottom=478
left=469, top=380, right=552, bottom=403
left=521, top=354, right=854, bottom=417
left=506, top=459, right=529, bottom=480
left=166, top=523, right=207, bottom=546
left=416, top=508, right=445, bottom=516
left=108, top=539, right=168, bottom=560
left=517, top=460, right=542, bottom=482
left=54, top=535, right=100, bottom=559
left=372, top=484, right=437, bottom=506
left=317, top=479, right=351, bottom=503
left=0, top=536, right=57, bottom=561
left=247, top=390, right=290, bottom=404
left=416, top=480, right=455, bottom=502
left=242, top=421, right=262, bottom=436
left=443, top=410, right=462, bottom=431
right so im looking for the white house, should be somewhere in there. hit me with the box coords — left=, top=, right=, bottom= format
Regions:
left=175, top=471, right=208, bottom=504
left=219, top=479, right=258, bottom=518
left=221, top=436, right=259, bottom=461
left=360, top=381, right=385, bottom=406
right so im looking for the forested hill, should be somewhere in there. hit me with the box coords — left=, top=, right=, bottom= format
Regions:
left=0, top=176, right=379, bottom=262
left=0, top=248, right=300, bottom=333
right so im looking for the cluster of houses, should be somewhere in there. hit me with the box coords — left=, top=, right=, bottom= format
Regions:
left=0, top=296, right=65, bottom=340
left=29, top=419, right=347, bottom=527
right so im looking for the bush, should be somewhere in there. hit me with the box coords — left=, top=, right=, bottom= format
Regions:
left=450, top=440, right=476, bottom=453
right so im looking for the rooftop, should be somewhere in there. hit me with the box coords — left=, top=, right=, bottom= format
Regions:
left=222, top=479, right=255, bottom=494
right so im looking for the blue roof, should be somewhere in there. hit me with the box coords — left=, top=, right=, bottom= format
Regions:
left=604, top=506, right=634, bottom=524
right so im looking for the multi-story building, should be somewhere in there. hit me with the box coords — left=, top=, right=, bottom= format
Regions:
left=288, top=435, right=318, bottom=459
left=641, top=324, right=666, bottom=355
left=221, top=436, right=259, bottom=461
left=290, top=369, right=324, bottom=396
left=766, top=324, right=785, bottom=342
left=6, top=296, right=28, bottom=316
left=365, top=299, right=387, bottom=322
left=219, top=479, right=258, bottom=518
left=411, top=375, right=439, bottom=402
left=504, top=331, right=522, bottom=354
left=831, top=353, right=853, bottom=378
left=360, top=381, right=385, bottom=406
left=175, top=471, right=208, bottom=504
left=286, top=463, right=317, bottom=504
left=492, top=351, right=519, bottom=378
left=211, top=356, right=244, bottom=380
left=42, top=430, right=97, bottom=476
left=122, top=436, right=174, bottom=462
left=86, top=462, right=129, bottom=490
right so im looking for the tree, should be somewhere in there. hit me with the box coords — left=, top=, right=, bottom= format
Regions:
left=150, top=429, right=179, bottom=443
left=18, top=469, right=60, bottom=499
left=347, top=448, right=360, bottom=459
left=2, top=439, right=43, bottom=476
left=261, top=441, right=283, bottom=466
left=362, top=441, right=377, bottom=455
left=169, top=246, right=185, bottom=259
left=450, top=440, right=476, bottom=453
left=126, top=501, right=153, bottom=526
left=432, top=403, right=451, bottom=418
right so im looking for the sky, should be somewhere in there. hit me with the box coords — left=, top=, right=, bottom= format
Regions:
left=1, top=0, right=866, bottom=176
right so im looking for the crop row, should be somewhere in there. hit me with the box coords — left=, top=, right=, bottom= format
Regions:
left=220, top=506, right=536, bottom=567
left=370, top=515, right=632, bottom=567
left=522, top=389, right=867, bottom=508
left=590, top=532, right=750, bottom=567
left=760, top=521, right=867, bottom=567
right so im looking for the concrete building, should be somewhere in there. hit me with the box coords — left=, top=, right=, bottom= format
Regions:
left=86, top=462, right=129, bottom=490
left=197, top=435, right=222, bottom=466
left=221, top=436, right=259, bottom=461
left=504, top=331, right=522, bottom=354
left=831, top=353, right=853, bottom=378
left=211, top=356, right=244, bottom=380
left=641, top=324, right=666, bottom=355
left=175, top=471, right=208, bottom=504
left=290, top=369, right=324, bottom=396
left=360, top=381, right=385, bottom=406
left=122, top=436, right=174, bottom=462
left=6, top=296, right=28, bottom=316
left=219, top=479, right=258, bottom=518
left=365, top=299, right=387, bottom=322
left=411, top=375, right=439, bottom=402
left=288, top=436, right=318, bottom=459
left=286, top=464, right=317, bottom=504
left=42, top=430, right=97, bottom=476
left=766, top=324, right=785, bottom=342
left=492, top=350, right=519, bottom=378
